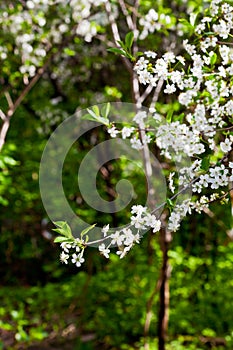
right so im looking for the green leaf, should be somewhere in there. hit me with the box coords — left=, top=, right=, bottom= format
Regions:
left=82, top=112, right=110, bottom=126
left=190, top=12, right=198, bottom=27
left=92, top=105, right=100, bottom=117
left=166, top=198, right=174, bottom=209
left=166, top=110, right=173, bottom=123
left=81, top=113, right=99, bottom=123
left=107, top=47, right=126, bottom=56
left=86, top=108, right=99, bottom=120
left=201, top=156, right=210, bottom=171
left=101, top=102, right=111, bottom=119
left=54, top=236, right=73, bottom=243
left=125, top=31, right=134, bottom=51
left=117, top=40, right=127, bottom=50
left=63, top=48, right=76, bottom=56
left=210, top=52, right=217, bottom=65
left=81, top=223, right=96, bottom=239
left=52, top=221, right=73, bottom=239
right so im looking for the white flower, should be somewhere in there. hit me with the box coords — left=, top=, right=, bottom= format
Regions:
left=131, top=205, right=147, bottom=216
left=60, top=251, right=69, bottom=264
left=122, top=228, right=134, bottom=245
left=168, top=172, right=175, bottom=193
left=164, top=83, right=176, bottom=94
left=99, top=243, right=110, bottom=258
left=130, top=136, right=143, bottom=150
left=131, top=215, right=146, bottom=229
left=116, top=245, right=131, bottom=259
left=108, top=126, right=119, bottom=138
left=133, top=111, right=147, bottom=124
left=60, top=242, right=71, bottom=253
left=110, top=231, right=124, bottom=246
left=176, top=56, right=185, bottom=65
left=102, top=224, right=109, bottom=237
left=71, top=253, right=85, bottom=267
left=163, top=52, right=176, bottom=63
left=142, top=134, right=152, bottom=145
left=168, top=212, right=181, bottom=232
left=76, top=20, right=97, bottom=42
left=145, top=51, right=157, bottom=58
left=121, top=126, right=134, bottom=139
left=72, top=242, right=81, bottom=252
left=134, top=57, right=149, bottom=71
left=144, top=214, right=161, bottom=232
left=220, top=138, right=232, bottom=153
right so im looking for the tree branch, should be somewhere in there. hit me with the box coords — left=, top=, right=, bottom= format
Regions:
left=118, top=0, right=134, bottom=30
left=105, top=0, right=132, bottom=74
left=0, top=62, right=49, bottom=152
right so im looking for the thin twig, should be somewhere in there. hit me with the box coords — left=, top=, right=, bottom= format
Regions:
left=138, top=85, right=154, bottom=105
left=105, top=0, right=132, bottom=74
left=118, top=0, right=134, bottom=30
left=150, top=78, right=164, bottom=108
left=217, top=41, right=233, bottom=46
left=0, top=63, right=49, bottom=152
left=4, top=91, right=14, bottom=109
left=0, top=110, right=6, bottom=121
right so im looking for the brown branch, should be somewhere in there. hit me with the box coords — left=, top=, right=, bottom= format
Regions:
left=4, top=92, right=14, bottom=110
left=138, top=84, right=154, bottom=105
left=150, top=78, right=164, bottom=109
left=0, top=62, right=49, bottom=152
left=118, top=0, right=134, bottom=30
left=217, top=41, right=233, bottom=46
left=105, top=0, right=132, bottom=74
left=144, top=270, right=162, bottom=350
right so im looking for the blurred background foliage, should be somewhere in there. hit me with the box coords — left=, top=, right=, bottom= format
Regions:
left=0, top=0, right=233, bottom=349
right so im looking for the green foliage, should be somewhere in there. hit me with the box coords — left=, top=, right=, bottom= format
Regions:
left=82, top=104, right=111, bottom=126
left=0, top=0, right=233, bottom=349
left=108, top=31, right=137, bottom=61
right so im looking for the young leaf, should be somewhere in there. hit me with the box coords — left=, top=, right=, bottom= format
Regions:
left=210, top=52, right=217, bottom=65
left=125, top=31, right=134, bottom=51
left=107, top=48, right=126, bottom=56
left=101, top=102, right=111, bottom=119
left=92, top=105, right=100, bottom=117
left=201, top=156, right=210, bottom=171
left=54, top=237, right=73, bottom=243
left=117, top=40, right=127, bottom=50
left=63, top=48, right=76, bottom=56
left=87, top=108, right=99, bottom=120
left=82, top=113, right=99, bottom=122
left=80, top=223, right=96, bottom=239
left=166, top=198, right=174, bottom=212
left=53, top=221, right=73, bottom=239
left=190, top=12, right=198, bottom=27
left=53, top=221, right=66, bottom=228
left=166, top=110, right=173, bottom=123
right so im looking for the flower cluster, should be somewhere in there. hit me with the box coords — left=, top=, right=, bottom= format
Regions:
left=54, top=0, right=233, bottom=266
left=59, top=205, right=161, bottom=267
left=192, top=163, right=233, bottom=193
left=0, top=0, right=107, bottom=80
left=59, top=239, right=86, bottom=267
left=139, top=8, right=173, bottom=40
left=98, top=205, right=161, bottom=259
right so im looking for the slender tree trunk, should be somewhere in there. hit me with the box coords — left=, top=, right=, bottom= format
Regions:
left=158, top=227, right=171, bottom=350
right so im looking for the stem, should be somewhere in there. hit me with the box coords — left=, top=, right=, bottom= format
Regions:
left=0, top=65, right=48, bottom=152
left=144, top=269, right=162, bottom=350
left=158, top=227, right=172, bottom=350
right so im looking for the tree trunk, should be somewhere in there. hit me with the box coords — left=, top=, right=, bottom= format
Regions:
left=158, top=227, right=171, bottom=350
